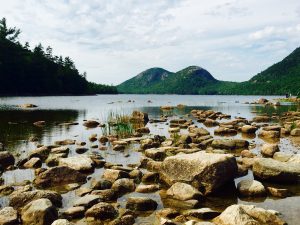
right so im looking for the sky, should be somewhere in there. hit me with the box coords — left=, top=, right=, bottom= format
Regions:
left=1, top=0, right=300, bottom=85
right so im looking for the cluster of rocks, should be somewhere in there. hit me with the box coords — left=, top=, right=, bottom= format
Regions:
left=0, top=107, right=298, bottom=224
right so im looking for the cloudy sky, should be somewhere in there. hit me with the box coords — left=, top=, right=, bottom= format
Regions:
left=1, top=0, right=300, bottom=84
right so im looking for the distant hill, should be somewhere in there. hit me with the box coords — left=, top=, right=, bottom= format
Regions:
left=118, top=47, right=300, bottom=95
left=0, top=18, right=117, bottom=96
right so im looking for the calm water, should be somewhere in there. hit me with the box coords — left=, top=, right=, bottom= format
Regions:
left=0, top=95, right=299, bottom=224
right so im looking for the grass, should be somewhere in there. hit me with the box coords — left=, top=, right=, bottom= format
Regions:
left=101, top=111, right=134, bottom=138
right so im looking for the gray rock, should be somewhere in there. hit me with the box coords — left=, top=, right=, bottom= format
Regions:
left=0, top=207, right=19, bottom=225
left=58, top=155, right=94, bottom=171
left=237, top=179, right=266, bottom=197
left=166, top=182, right=202, bottom=201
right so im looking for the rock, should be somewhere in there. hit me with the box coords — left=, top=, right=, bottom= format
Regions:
left=102, top=169, right=130, bottom=182
left=0, top=151, right=15, bottom=168
left=9, top=190, right=62, bottom=209
left=257, top=98, right=269, bottom=104
left=159, top=152, right=237, bottom=195
left=252, top=116, right=270, bottom=123
left=29, top=146, right=51, bottom=161
left=145, top=148, right=166, bottom=161
left=273, top=152, right=293, bottom=162
left=258, top=130, right=280, bottom=139
left=51, top=146, right=69, bottom=154
left=267, top=187, right=291, bottom=198
left=263, top=125, right=281, bottom=132
left=51, top=219, right=74, bottom=225
left=166, top=182, right=202, bottom=201
left=23, top=157, right=42, bottom=168
left=253, top=158, right=300, bottom=183
left=214, top=127, right=237, bottom=136
left=63, top=206, right=85, bottom=219
left=241, top=125, right=257, bottom=133
left=130, top=111, right=149, bottom=124
left=291, top=128, right=300, bottom=136
left=111, top=178, right=135, bottom=196
left=85, top=202, right=118, bottom=220
left=54, top=139, right=75, bottom=145
left=34, top=166, right=87, bottom=188
left=183, top=208, right=220, bottom=220
left=58, top=155, right=94, bottom=171
left=73, top=194, right=100, bottom=208
left=162, top=198, right=199, bottom=210
left=111, top=215, right=135, bottom=225
left=237, top=179, right=266, bottom=197
left=19, top=103, right=38, bottom=108
left=126, top=197, right=157, bottom=211
left=75, top=187, right=92, bottom=197
left=91, top=179, right=112, bottom=190
left=203, top=119, right=219, bottom=127
left=211, top=139, right=248, bottom=150
left=33, top=121, right=46, bottom=127
left=136, top=184, right=160, bottom=193
left=240, top=150, right=256, bottom=158
left=45, top=153, right=66, bottom=166
left=261, top=144, right=279, bottom=157
left=142, top=172, right=159, bottom=183
left=156, top=208, right=180, bottom=219
left=0, top=185, right=14, bottom=196
left=136, top=127, right=150, bottom=134
left=0, top=207, right=19, bottom=225
left=21, top=198, right=58, bottom=225
left=75, top=147, right=89, bottom=154
left=83, top=120, right=100, bottom=128
left=213, top=204, right=286, bottom=225
left=91, top=189, right=118, bottom=201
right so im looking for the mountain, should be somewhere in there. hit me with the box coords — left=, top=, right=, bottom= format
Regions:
left=118, top=47, right=300, bottom=95
left=0, top=18, right=117, bottom=96
left=118, top=66, right=233, bottom=94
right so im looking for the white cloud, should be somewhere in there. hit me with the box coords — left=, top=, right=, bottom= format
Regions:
left=1, top=0, right=300, bottom=84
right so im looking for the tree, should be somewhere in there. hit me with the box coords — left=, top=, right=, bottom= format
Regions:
left=33, top=43, right=44, bottom=56
left=0, top=17, right=21, bottom=42
left=24, top=42, right=30, bottom=50
left=45, top=46, right=53, bottom=60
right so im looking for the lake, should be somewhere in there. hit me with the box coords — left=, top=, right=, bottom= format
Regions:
left=0, top=95, right=299, bottom=224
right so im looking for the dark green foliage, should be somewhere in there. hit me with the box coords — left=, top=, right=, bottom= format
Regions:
left=118, top=48, right=300, bottom=95
left=0, top=18, right=117, bottom=96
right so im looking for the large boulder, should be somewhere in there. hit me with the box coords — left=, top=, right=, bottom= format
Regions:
left=21, top=198, right=58, bottom=225
left=58, top=155, right=94, bottom=171
left=0, top=151, right=15, bottom=168
left=253, top=158, right=300, bottom=183
left=34, top=166, right=87, bottom=188
left=159, top=152, right=237, bottom=195
left=9, top=190, right=62, bottom=209
left=0, top=207, right=19, bottom=225
left=213, top=204, right=286, bottom=225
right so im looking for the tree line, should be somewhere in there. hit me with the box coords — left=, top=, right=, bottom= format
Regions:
left=0, top=18, right=117, bottom=95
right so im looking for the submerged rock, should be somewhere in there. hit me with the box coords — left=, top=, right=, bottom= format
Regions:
left=159, top=152, right=237, bottom=195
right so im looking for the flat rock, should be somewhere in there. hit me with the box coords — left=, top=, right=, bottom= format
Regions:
left=136, top=184, right=160, bottom=193
left=213, top=204, right=286, bottom=225
left=183, top=208, right=220, bottom=220
left=253, top=158, right=300, bottom=183
left=126, top=197, right=158, bottom=211
left=59, top=155, right=94, bottom=171
left=73, top=194, right=100, bottom=208
left=34, top=166, right=87, bottom=188
left=85, top=202, right=118, bottom=220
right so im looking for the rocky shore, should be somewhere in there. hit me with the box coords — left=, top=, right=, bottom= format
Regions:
left=0, top=101, right=299, bottom=225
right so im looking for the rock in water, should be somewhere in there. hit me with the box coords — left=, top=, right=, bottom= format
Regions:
left=213, top=204, right=286, bottom=225
left=159, top=152, right=237, bottom=195
left=58, top=155, right=94, bottom=171
left=253, top=158, right=300, bottom=183
left=0, top=151, right=15, bottom=169
left=85, top=202, right=118, bottom=220
left=237, top=179, right=266, bottom=197
left=21, top=198, right=58, bottom=225
left=166, top=182, right=202, bottom=201
left=34, top=166, right=87, bottom=188
left=126, top=197, right=157, bottom=211
left=0, top=207, right=19, bottom=225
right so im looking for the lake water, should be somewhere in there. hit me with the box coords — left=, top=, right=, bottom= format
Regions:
left=0, top=95, right=299, bottom=224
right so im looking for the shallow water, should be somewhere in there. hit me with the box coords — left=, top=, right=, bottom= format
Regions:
left=0, top=95, right=299, bottom=224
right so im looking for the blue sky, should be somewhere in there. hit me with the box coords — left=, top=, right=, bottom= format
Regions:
left=1, top=0, right=300, bottom=84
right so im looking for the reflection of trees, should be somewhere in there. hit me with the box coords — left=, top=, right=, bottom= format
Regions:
left=251, top=104, right=298, bottom=116
left=0, top=109, right=84, bottom=150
